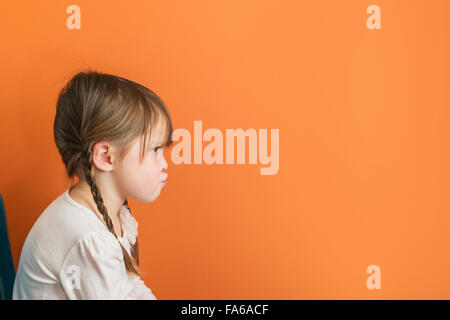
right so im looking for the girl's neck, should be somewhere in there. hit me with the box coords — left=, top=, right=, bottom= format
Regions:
left=69, top=178, right=124, bottom=237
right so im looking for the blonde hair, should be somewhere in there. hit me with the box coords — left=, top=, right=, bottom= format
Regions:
left=53, top=70, right=173, bottom=276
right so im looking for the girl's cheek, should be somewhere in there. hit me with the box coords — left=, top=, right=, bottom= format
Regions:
left=142, top=157, right=157, bottom=176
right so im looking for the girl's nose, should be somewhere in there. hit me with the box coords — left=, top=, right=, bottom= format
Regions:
left=160, top=156, right=168, bottom=171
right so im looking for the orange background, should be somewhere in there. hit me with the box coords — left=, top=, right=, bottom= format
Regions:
left=1, top=0, right=450, bottom=299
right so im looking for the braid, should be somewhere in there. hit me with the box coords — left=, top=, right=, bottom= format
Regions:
left=81, top=147, right=140, bottom=276
left=124, top=199, right=140, bottom=267
left=82, top=148, right=115, bottom=234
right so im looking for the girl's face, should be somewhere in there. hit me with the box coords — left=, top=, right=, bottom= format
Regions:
left=113, top=132, right=168, bottom=204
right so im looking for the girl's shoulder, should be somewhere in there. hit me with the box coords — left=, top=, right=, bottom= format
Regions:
left=39, top=188, right=106, bottom=235
left=16, top=188, right=116, bottom=279
left=23, top=188, right=108, bottom=258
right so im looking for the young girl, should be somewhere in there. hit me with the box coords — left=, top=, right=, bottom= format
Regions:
left=12, top=70, right=173, bottom=299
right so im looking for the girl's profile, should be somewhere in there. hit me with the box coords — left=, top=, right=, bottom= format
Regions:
left=12, top=70, right=173, bottom=299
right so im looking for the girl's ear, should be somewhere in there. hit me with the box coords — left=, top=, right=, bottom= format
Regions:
left=92, top=141, right=114, bottom=172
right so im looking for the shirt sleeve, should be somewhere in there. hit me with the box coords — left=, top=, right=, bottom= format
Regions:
left=126, top=273, right=157, bottom=300
left=59, top=230, right=131, bottom=299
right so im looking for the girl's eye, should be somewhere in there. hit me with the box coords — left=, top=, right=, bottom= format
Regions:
left=154, top=147, right=162, bottom=152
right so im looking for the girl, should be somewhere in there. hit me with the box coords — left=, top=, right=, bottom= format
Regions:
left=13, top=70, right=173, bottom=299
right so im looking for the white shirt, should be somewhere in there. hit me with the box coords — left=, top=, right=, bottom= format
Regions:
left=13, top=187, right=157, bottom=300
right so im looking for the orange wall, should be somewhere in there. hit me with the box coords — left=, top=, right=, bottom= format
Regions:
left=1, top=0, right=450, bottom=299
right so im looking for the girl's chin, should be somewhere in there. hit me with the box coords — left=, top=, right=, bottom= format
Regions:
left=134, top=190, right=161, bottom=204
